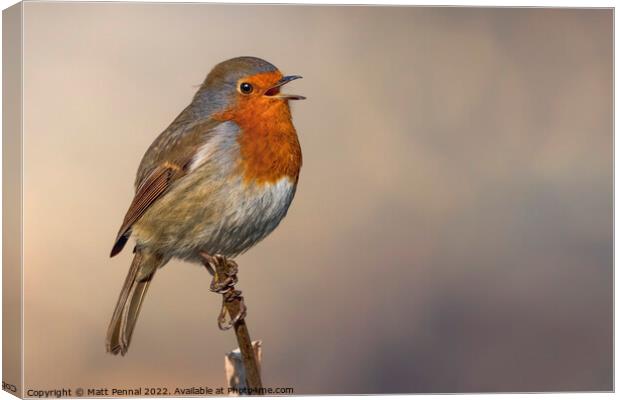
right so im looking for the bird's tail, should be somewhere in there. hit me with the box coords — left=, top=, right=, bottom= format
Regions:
left=106, top=250, right=162, bottom=356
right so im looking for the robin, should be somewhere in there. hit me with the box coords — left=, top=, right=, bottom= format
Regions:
left=106, top=56, right=304, bottom=355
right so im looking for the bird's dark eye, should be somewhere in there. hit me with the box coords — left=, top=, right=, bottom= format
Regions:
left=239, top=82, right=253, bottom=94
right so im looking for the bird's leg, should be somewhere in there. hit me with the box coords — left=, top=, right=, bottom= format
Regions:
left=201, top=252, right=216, bottom=276
left=200, top=252, right=247, bottom=330
left=200, top=253, right=238, bottom=293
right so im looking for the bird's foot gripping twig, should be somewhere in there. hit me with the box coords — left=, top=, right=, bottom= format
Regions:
left=200, top=253, right=247, bottom=331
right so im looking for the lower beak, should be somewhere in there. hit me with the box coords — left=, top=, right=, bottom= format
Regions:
left=265, top=75, right=306, bottom=100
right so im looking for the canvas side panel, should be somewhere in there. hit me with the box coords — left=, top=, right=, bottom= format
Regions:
left=2, top=2, right=23, bottom=398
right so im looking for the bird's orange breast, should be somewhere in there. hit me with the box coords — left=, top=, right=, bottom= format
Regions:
left=214, top=75, right=302, bottom=185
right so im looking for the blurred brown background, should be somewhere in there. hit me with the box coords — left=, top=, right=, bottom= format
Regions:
left=21, top=3, right=612, bottom=394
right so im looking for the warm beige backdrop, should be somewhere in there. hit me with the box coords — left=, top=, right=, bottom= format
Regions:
left=22, top=3, right=611, bottom=394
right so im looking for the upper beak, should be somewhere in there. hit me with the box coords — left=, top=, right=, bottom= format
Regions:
left=265, top=75, right=306, bottom=100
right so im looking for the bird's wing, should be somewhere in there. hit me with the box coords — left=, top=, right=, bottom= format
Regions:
left=110, top=117, right=221, bottom=257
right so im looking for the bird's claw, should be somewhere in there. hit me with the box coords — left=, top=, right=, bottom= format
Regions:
left=200, top=252, right=246, bottom=330
left=218, top=289, right=247, bottom=330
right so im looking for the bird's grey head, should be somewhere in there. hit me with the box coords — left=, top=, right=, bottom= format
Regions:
left=191, top=56, right=279, bottom=115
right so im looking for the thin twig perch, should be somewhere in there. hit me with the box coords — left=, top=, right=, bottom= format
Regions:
left=225, top=341, right=262, bottom=393
left=202, top=254, right=263, bottom=392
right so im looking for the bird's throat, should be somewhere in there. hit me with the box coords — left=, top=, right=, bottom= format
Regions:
left=214, top=101, right=302, bottom=185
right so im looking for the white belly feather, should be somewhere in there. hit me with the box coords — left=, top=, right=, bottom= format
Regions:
left=201, top=176, right=297, bottom=257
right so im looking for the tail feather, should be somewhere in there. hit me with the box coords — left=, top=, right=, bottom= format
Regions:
left=106, top=250, right=161, bottom=355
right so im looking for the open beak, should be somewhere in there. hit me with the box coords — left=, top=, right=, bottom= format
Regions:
left=265, top=75, right=306, bottom=100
